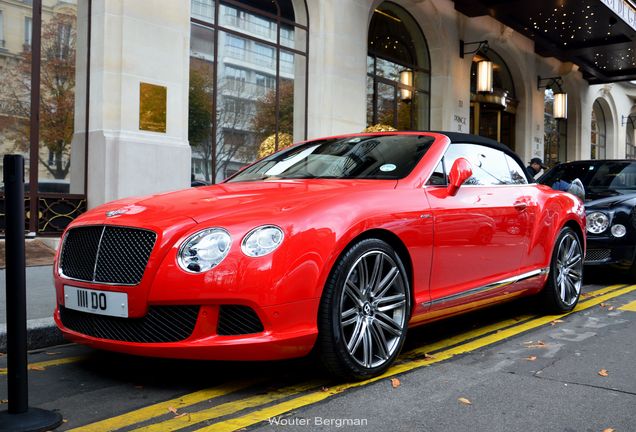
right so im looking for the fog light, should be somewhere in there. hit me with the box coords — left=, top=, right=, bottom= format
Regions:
left=611, top=224, right=627, bottom=238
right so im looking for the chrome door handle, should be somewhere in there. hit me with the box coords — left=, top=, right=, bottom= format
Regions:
left=513, top=202, right=527, bottom=211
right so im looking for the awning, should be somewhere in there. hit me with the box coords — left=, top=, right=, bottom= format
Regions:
left=454, top=0, right=636, bottom=84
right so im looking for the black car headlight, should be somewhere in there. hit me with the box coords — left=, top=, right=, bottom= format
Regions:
left=586, top=212, right=609, bottom=234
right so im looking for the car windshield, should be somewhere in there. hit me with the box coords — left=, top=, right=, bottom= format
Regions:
left=226, top=134, right=435, bottom=182
left=539, top=161, right=636, bottom=200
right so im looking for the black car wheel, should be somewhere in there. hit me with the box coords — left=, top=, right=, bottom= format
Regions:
left=540, top=227, right=584, bottom=313
left=318, top=239, right=411, bottom=380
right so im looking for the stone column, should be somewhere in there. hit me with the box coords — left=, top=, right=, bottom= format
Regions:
left=305, top=0, right=370, bottom=137
left=70, top=0, right=191, bottom=208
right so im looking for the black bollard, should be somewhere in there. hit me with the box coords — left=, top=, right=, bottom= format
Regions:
left=0, top=155, right=63, bottom=431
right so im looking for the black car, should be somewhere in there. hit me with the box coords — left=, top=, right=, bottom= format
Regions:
left=538, top=160, right=636, bottom=279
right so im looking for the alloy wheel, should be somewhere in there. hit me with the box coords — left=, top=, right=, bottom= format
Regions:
left=555, top=232, right=583, bottom=306
left=339, top=250, right=408, bottom=369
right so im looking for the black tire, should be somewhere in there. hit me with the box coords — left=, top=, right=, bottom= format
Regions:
left=317, top=238, right=411, bottom=380
left=540, top=226, right=584, bottom=313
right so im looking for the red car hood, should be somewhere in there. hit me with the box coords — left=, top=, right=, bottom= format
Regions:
left=77, top=179, right=397, bottom=227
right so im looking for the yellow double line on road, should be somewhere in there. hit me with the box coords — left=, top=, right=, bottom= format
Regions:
left=66, top=283, right=636, bottom=432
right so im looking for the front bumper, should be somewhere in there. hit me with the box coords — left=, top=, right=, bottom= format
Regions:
left=54, top=298, right=319, bottom=360
left=584, top=238, right=636, bottom=269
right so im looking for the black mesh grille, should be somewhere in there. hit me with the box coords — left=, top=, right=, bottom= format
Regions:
left=59, top=226, right=103, bottom=281
left=217, top=305, right=264, bottom=335
left=60, top=226, right=157, bottom=285
left=59, top=306, right=200, bottom=343
left=585, top=249, right=611, bottom=263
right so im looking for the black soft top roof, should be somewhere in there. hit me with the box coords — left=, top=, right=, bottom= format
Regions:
left=430, top=131, right=533, bottom=183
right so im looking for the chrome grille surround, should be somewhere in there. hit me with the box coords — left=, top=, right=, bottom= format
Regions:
left=60, top=226, right=157, bottom=285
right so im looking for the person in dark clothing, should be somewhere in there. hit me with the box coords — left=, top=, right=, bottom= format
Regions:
left=526, top=157, right=547, bottom=179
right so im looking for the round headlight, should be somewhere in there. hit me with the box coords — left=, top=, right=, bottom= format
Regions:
left=611, top=224, right=627, bottom=238
left=242, top=225, right=284, bottom=257
left=586, top=212, right=610, bottom=234
left=178, top=228, right=231, bottom=273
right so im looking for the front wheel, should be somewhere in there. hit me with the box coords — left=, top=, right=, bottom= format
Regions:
left=317, top=239, right=411, bottom=380
left=540, top=227, right=584, bottom=313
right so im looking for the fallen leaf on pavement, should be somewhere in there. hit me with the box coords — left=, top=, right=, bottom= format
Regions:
left=28, top=365, right=45, bottom=371
left=458, top=397, right=472, bottom=405
left=391, top=378, right=401, bottom=388
left=598, top=369, right=609, bottom=377
left=608, top=306, right=615, bottom=311
left=550, top=320, right=564, bottom=325
left=526, top=341, right=548, bottom=348
left=526, top=356, right=537, bottom=361
left=523, top=341, right=534, bottom=345
left=423, top=353, right=435, bottom=360
left=600, top=303, right=607, bottom=308
left=602, top=428, right=615, bottom=432
left=0, top=400, right=8, bottom=404
left=167, top=406, right=187, bottom=418
left=321, top=386, right=329, bottom=392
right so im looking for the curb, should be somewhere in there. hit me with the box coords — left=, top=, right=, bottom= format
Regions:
left=0, top=318, right=65, bottom=352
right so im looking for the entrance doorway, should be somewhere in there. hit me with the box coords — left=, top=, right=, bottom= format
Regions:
left=469, top=48, right=517, bottom=150
left=470, top=102, right=516, bottom=150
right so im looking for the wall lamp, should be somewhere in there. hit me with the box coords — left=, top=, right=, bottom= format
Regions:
left=459, top=40, right=489, bottom=58
left=460, top=40, right=493, bottom=93
left=622, top=115, right=636, bottom=126
left=399, top=69, right=413, bottom=102
left=538, top=76, right=567, bottom=119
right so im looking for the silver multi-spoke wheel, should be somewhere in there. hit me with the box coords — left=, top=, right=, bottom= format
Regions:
left=339, top=250, right=407, bottom=369
left=554, top=231, right=583, bottom=307
left=540, top=227, right=584, bottom=313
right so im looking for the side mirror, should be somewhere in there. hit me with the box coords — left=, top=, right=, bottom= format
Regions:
left=447, top=157, right=472, bottom=196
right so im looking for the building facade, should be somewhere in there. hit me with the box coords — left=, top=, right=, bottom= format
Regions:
left=2, top=0, right=636, bottom=235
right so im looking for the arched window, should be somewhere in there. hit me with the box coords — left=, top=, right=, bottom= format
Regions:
left=189, top=0, right=308, bottom=183
left=591, top=100, right=607, bottom=160
left=366, top=2, right=430, bottom=130
left=626, top=115, right=636, bottom=159
left=469, top=48, right=517, bottom=149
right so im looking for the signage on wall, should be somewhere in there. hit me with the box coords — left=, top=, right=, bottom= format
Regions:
left=139, top=82, right=167, bottom=133
left=600, top=0, right=636, bottom=32
left=454, top=114, right=467, bottom=132
left=534, top=136, right=543, bottom=152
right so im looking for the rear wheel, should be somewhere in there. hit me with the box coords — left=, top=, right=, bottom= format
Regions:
left=318, top=239, right=410, bottom=380
left=540, top=227, right=584, bottom=313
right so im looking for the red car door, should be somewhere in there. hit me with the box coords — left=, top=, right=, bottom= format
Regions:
left=424, top=143, right=533, bottom=313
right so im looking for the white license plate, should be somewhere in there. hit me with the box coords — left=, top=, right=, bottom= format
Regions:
left=64, top=286, right=128, bottom=318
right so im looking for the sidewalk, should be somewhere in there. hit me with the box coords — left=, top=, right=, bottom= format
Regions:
left=0, top=239, right=65, bottom=351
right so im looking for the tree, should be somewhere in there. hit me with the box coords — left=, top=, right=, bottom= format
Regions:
left=251, top=79, right=294, bottom=145
left=188, top=66, right=214, bottom=181
left=1, top=11, right=77, bottom=180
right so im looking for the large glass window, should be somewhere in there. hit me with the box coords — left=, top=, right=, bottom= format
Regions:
left=0, top=11, right=4, bottom=48
left=189, top=0, right=308, bottom=183
left=591, top=99, right=607, bottom=160
left=626, top=115, right=635, bottom=159
left=366, top=2, right=430, bottom=131
left=0, top=0, right=89, bottom=234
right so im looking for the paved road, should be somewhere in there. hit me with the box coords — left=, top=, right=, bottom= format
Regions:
left=1, top=279, right=635, bottom=431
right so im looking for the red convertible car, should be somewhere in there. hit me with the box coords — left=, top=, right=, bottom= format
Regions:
left=54, top=132, right=586, bottom=379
